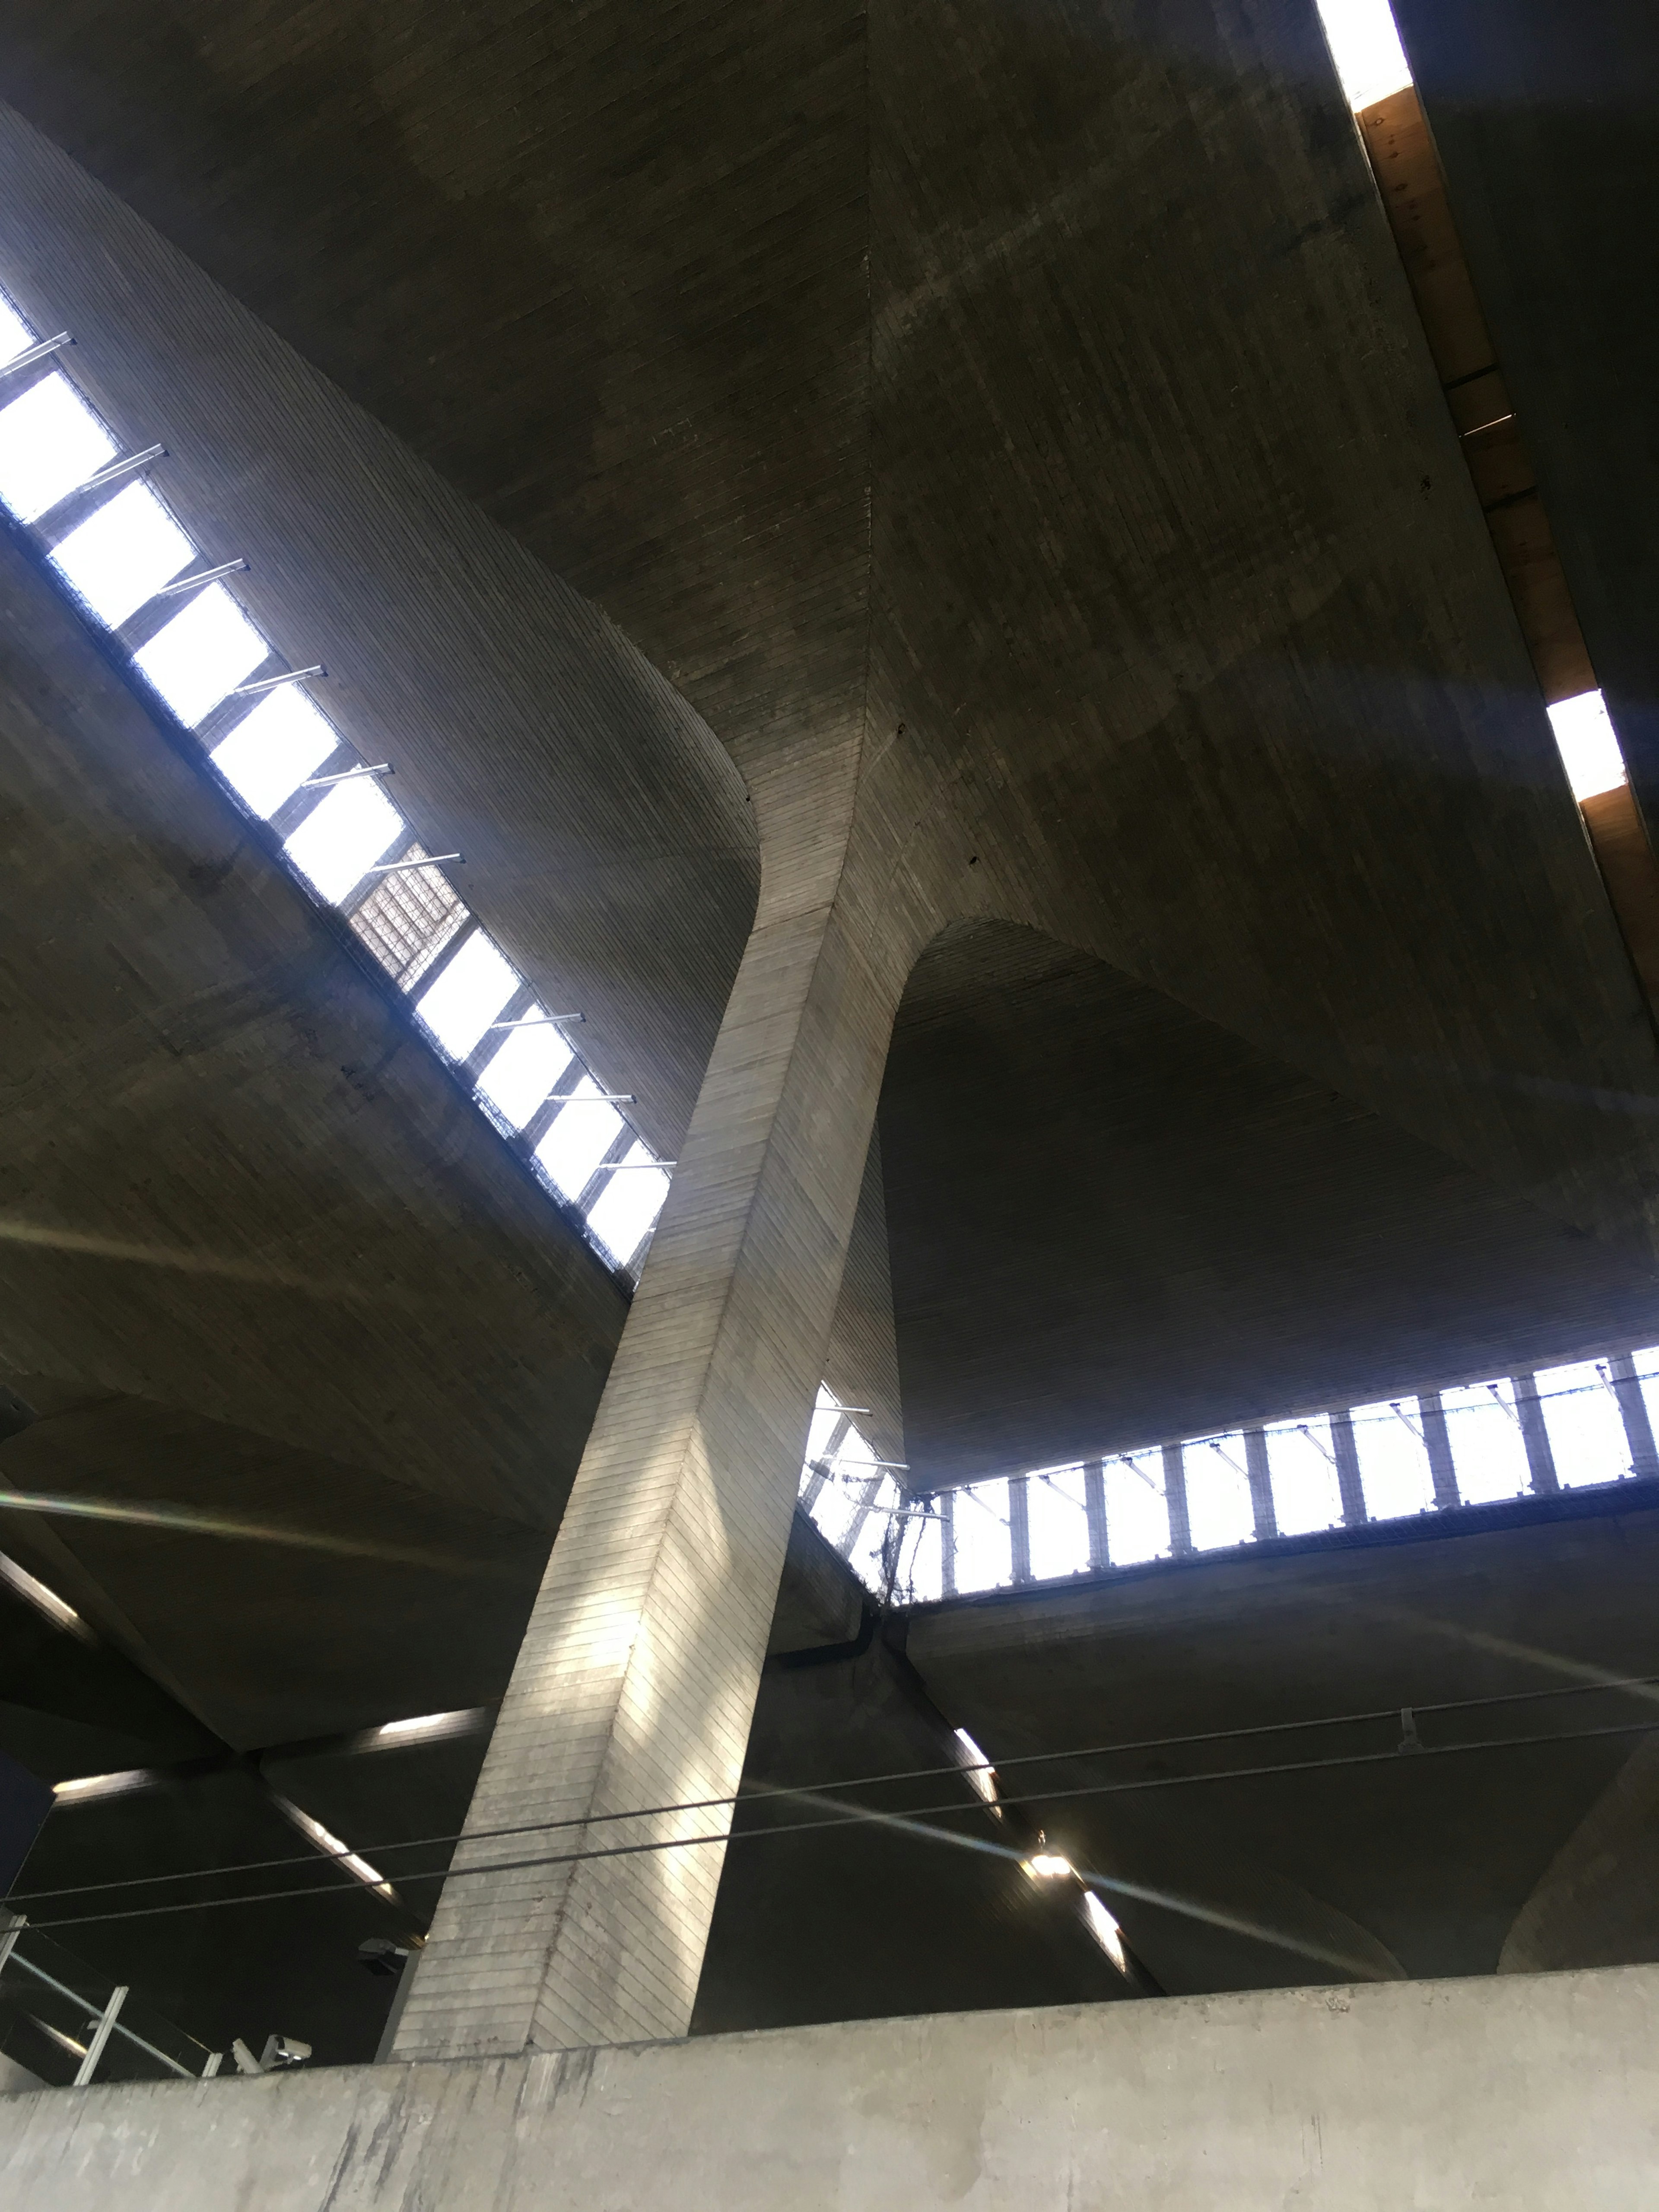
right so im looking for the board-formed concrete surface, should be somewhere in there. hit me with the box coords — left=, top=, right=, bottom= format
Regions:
left=3, top=1965, right=1658, bottom=2209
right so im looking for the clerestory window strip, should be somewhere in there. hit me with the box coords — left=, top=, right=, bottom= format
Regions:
left=0, top=285, right=669, bottom=1278
left=800, top=1346, right=1659, bottom=1607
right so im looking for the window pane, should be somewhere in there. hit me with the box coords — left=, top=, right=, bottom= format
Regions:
left=413, top=928, right=517, bottom=1060
left=210, top=686, right=338, bottom=817
left=534, top=1077, right=623, bottom=1198
left=0, top=373, right=116, bottom=521
left=952, top=1480, right=1012, bottom=1594
left=0, top=291, right=35, bottom=365
left=1440, top=1380, right=1529, bottom=1506
left=349, top=846, right=470, bottom=988
left=1104, top=1452, right=1169, bottom=1565
left=1352, top=1400, right=1436, bottom=1519
left=813, top=1424, right=877, bottom=1550
left=802, top=1386, right=844, bottom=1471
left=585, top=1144, right=670, bottom=1267
left=846, top=1475, right=905, bottom=1591
left=1185, top=1437, right=1254, bottom=1551
left=1537, top=1360, right=1630, bottom=1490
left=1313, top=0, right=1412, bottom=109
left=284, top=774, right=405, bottom=903
left=901, top=1510, right=944, bottom=1605
left=1547, top=690, right=1626, bottom=803
left=1267, top=1417, right=1344, bottom=1536
left=49, top=482, right=195, bottom=626
left=476, top=1012, right=574, bottom=1131
left=1027, top=1466, right=1089, bottom=1581
left=133, top=582, right=269, bottom=725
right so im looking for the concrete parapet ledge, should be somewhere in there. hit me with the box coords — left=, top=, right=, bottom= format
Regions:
left=2, top=1964, right=1656, bottom=2209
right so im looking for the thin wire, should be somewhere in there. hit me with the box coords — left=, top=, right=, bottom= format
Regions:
left=27, top=1713, right=1659, bottom=1934
left=18, top=1670, right=1659, bottom=1910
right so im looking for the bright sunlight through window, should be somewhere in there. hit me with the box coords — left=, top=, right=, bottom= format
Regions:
left=586, top=1144, right=672, bottom=1265
left=1314, top=0, right=1412, bottom=111
left=134, top=581, right=269, bottom=725
left=413, top=928, right=518, bottom=1060
left=50, top=480, right=195, bottom=626
left=476, top=1014, right=575, bottom=1132
left=1548, top=690, right=1627, bottom=803
left=284, top=772, right=405, bottom=902
left=210, top=685, right=339, bottom=817
left=0, top=372, right=117, bottom=522
left=535, top=1077, right=624, bottom=1198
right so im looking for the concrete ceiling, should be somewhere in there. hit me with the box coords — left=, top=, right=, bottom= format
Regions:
left=2, top=2, right=1656, bottom=1481
left=0, top=0, right=1656, bottom=2072
left=884, top=922, right=1659, bottom=1487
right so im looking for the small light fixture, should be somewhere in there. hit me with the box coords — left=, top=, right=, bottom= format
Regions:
left=53, top=1768, right=154, bottom=1805
left=268, top=1792, right=399, bottom=1904
left=1024, top=1851, right=1075, bottom=1881
left=1082, top=1890, right=1129, bottom=1975
left=953, top=1727, right=1001, bottom=1810
left=0, top=1552, right=92, bottom=1641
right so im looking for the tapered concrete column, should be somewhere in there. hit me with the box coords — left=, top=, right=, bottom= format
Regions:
left=1512, top=1373, right=1560, bottom=1495
left=1082, top=1459, right=1109, bottom=1571
left=1243, top=1427, right=1277, bottom=1541
left=1162, top=1444, right=1192, bottom=1556
left=395, top=816, right=918, bottom=2059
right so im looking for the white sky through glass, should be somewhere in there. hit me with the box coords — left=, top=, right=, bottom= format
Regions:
left=413, top=928, right=517, bottom=1060
left=535, top=1077, right=623, bottom=1198
left=49, top=481, right=195, bottom=626
left=1185, top=1438, right=1254, bottom=1551
left=476, top=1014, right=574, bottom=1131
left=1267, top=1419, right=1344, bottom=1535
left=1548, top=690, right=1626, bottom=801
left=134, top=582, right=269, bottom=725
left=585, top=1144, right=669, bottom=1266
left=1104, top=1453, right=1167, bottom=1564
left=1440, top=1381, right=1529, bottom=1505
left=284, top=774, right=405, bottom=902
left=1537, top=1361, right=1630, bottom=1488
left=1027, top=1467, right=1088, bottom=1580
left=210, top=686, right=339, bottom=817
left=1314, top=0, right=1412, bottom=109
left=0, top=373, right=117, bottom=522
left=1351, top=1402, right=1436, bottom=1519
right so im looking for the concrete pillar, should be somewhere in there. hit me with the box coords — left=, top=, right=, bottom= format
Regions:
left=1162, top=1443, right=1192, bottom=1556
left=1007, top=1475, right=1033, bottom=1583
left=394, top=835, right=915, bottom=2060
left=1082, top=1458, right=1109, bottom=1571
left=1329, top=1410, right=1368, bottom=1527
left=1417, top=1391, right=1461, bottom=1509
left=1512, top=1373, right=1560, bottom=1494
left=1243, top=1426, right=1277, bottom=1541
left=1608, top=1352, right=1659, bottom=1480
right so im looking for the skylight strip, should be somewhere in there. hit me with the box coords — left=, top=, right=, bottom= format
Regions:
left=0, top=1551, right=92, bottom=1640
left=0, top=276, right=671, bottom=1281
left=1314, top=0, right=1412, bottom=111
left=1547, top=690, right=1627, bottom=803
left=268, top=1791, right=399, bottom=1904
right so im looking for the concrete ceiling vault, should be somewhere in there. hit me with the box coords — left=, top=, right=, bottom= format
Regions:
left=2, top=3, right=1657, bottom=1469
left=0, top=0, right=1656, bottom=2075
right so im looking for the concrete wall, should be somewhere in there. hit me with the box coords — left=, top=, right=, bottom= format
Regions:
left=3, top=1967, right=1657, bottom=2208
